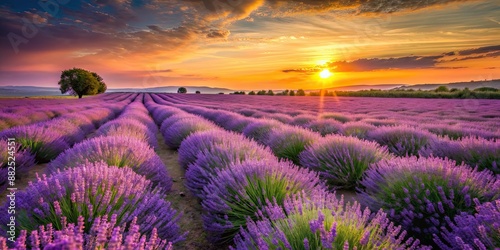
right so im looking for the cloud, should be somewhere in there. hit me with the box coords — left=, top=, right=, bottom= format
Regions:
left=282, top=45, right=500, bottom=73
left=206, top=29, right=231, bottom=38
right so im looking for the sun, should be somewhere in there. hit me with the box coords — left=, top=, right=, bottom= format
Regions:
left=319, top=69, right=332, bottom=79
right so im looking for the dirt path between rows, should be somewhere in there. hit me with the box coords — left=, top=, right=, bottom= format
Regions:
left=155, top=132, right=218, bottom=250
left=0, top=163, right=48, bottom=205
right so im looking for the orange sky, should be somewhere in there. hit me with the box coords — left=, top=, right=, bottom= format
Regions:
left=0, top=0, right=499, bottom=90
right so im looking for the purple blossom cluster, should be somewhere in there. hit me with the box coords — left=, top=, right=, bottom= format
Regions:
left=47, top=136, right=172, bottom=190
left=0, top=139, right=36, bottom=191
left=300, top=135, right=391, bottom=189
left=267, top=125, right=321, bottom=165
left=359, top=156, right=500, bottom=245
left=0, top=215, right=173, bottom=249
left=162, top=116, right=217, bottom=149
left=232, top=190, right=426, bottom=250
left=0, top=162, right=184, bottom=243
left=367, top=125, right=437, bottom=156
left=425, top=136, right=500, bottom=174
left=201, top=160, right=325, bottom=244
left=434, top=199, right=500, bottom=249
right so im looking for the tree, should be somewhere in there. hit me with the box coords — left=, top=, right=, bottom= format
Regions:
left=435, top=86, right=449, bottom=92
left=289, top=90, right=295, bottom=96
left=58, top=68, right=106, bottom=98
left=177, top=87, right=187, bottom=94
left=257, top=90, right=266, bottom=95
left=195, top=90, right=201, bottom=94
left=296, top=89, right=306, bottom=96
left=266, top=90, right=274, bottom=96
left=248, top=91, right=256, bottom=95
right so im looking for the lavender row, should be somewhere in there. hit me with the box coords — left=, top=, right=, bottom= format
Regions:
left=0, top=93, right=134, bottom=131
left=156, top=94, right=499, bottom=175
left=0, top=162, right=184, bottom=247
left=146, top=94, right=424, bottom=249
left=152, top=94, right=500, bottom=247
left=48, top=95, right=172, bottom=191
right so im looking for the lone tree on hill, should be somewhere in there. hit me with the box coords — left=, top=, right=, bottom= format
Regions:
left=177, top=87, right=187, bottom=94
left=58, top=68, right=106, bottom=98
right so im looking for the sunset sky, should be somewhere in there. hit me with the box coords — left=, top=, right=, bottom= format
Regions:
left=0, top=0, right=499, bottom=90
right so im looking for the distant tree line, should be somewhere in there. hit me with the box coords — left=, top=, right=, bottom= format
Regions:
left=310, top=86, right=500, bottom=99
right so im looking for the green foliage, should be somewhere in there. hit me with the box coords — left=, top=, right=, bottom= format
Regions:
left=177, top=87, right=187, bottom=93
left=248, top=91, right=256, bottom=95
left=289, top=90, right=295, bottom=96
left=233, top=91, right=246, bottom=95
left=266, top=90, right=275, bottom=96
left=435, top=86, right=449, bottom=92
left=58, top=68, right=106, bottom=98
left=257, top=90, right=267, bottom=95
left=327, top=88, right=500, bottom=99
left=296, top=89, right=306, bottom=96
left=195, top=90, right=201, bottom=94
left=475, top=87, right=498, bottom=92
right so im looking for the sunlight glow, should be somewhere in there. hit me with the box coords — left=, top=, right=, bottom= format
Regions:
left=319, top=69, right=332, bottom=79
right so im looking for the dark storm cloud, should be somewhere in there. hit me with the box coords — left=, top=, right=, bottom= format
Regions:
left=282, top=45, right=500, bottom=73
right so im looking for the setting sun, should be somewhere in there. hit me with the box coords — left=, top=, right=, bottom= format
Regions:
left=320, top=69, right=332, bottom=79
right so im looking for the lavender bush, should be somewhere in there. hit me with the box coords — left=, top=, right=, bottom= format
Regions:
left=201, top=160, right=325, bottom=244
left=367, top=125, right=436, bottom=156
left=48, top=136, right=172, bottom=190
left=319, top=112, right=352, bottom=123
left=0, top=125, right=69, bottom=163
left=0, top=162, right=183, bottom=243
left=185, top=140, right=276, bottom=197
left=426, top=136, right=499, bottom=174
left=0, top=215, right=173, bottom=249
left=307, top=120, right=344, bottom=136
left=267, top=126, right=321, bottom=165
left=359, top=156, right=500, bottom=245
left=233, top=191, right=425, bottom=250
left=0, top=140, right=36, bottom=192
left=96, top=118, right=158, bottom=148
left=242, top=119, right=282, bottom=145
left=434, top=199, right=500, bottom=249
left=300, top=135, right=391, bottom=189
left=342, top=121, right=376, bottom=139
left=162, top=117, right=217, bottom=149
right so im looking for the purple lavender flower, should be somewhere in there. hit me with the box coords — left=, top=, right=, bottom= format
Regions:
left=201, top=160, right=325, bottom=244
left=267, top=125, right=321, bottom=165
left=0, top=215, right=174, bottom=249
left=367, top=125, right=437, bottom=156
left=0, top=140, right=36, bottom=192
left=359, top=156, right=500, bottom=245
left=342, top=121, right=376, bottom=139
left=47, top=136, right=172, bottom=190
left=434, top=199, right=500, bottom=249
left=292, top=114, right=317, bottom=127
left=426, top=136, right=499, bottom=174
left=319, top=112, right=352, bottom=123
left=242, top=119, right=282, bottom=145
left=185, top=139, right=276, bottom=197
left=96, top=118, right=159, bottom=148
left=300, top=135, right=391, bottom=189
left=232, top=190, right=425, bottom=250
left=0, top=125, right=70, bottom=163
left=162, top=117, right=218, bottom=149
left=307, top=120, right=344, bottom=136
left=0, top=162, right=184, bottom=243
left=178, top=129, right=240, bottom=168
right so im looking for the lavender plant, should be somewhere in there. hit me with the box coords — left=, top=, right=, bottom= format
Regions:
left=267, top=126, right=321, bottom=165
left=434, top=199, right=500, bottom=249
left=162, top=117, right=217, bottom=149
left=242, top=119, right=282, bottom=145
left=0, top=162, right=184, bottom=243
left=47, top=136, right=172, bottom=190
left=367, top=125, right=436, bottom=156
left=359, top=156, right=500, bottom=245
left=185, top=140, right=276, bottom=197
left=201, top=160, right=325, bottom=244
left=0, top=125, right=70, bottom=163
left=0, top=215, right=173, bottom=249
left=307, top=120, right=344, bottom=136
left=0, top=140, right=36, bottom=192
left=427, top=136, right=499, bottom=174
left=300, top=135, right=391, bottom=189
left=342, top=121, right=376, bottom=139
left=232, top=191, right=425, bottom=250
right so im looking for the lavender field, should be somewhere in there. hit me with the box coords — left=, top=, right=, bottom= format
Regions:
left=0, top=93, right=499, bottom=249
